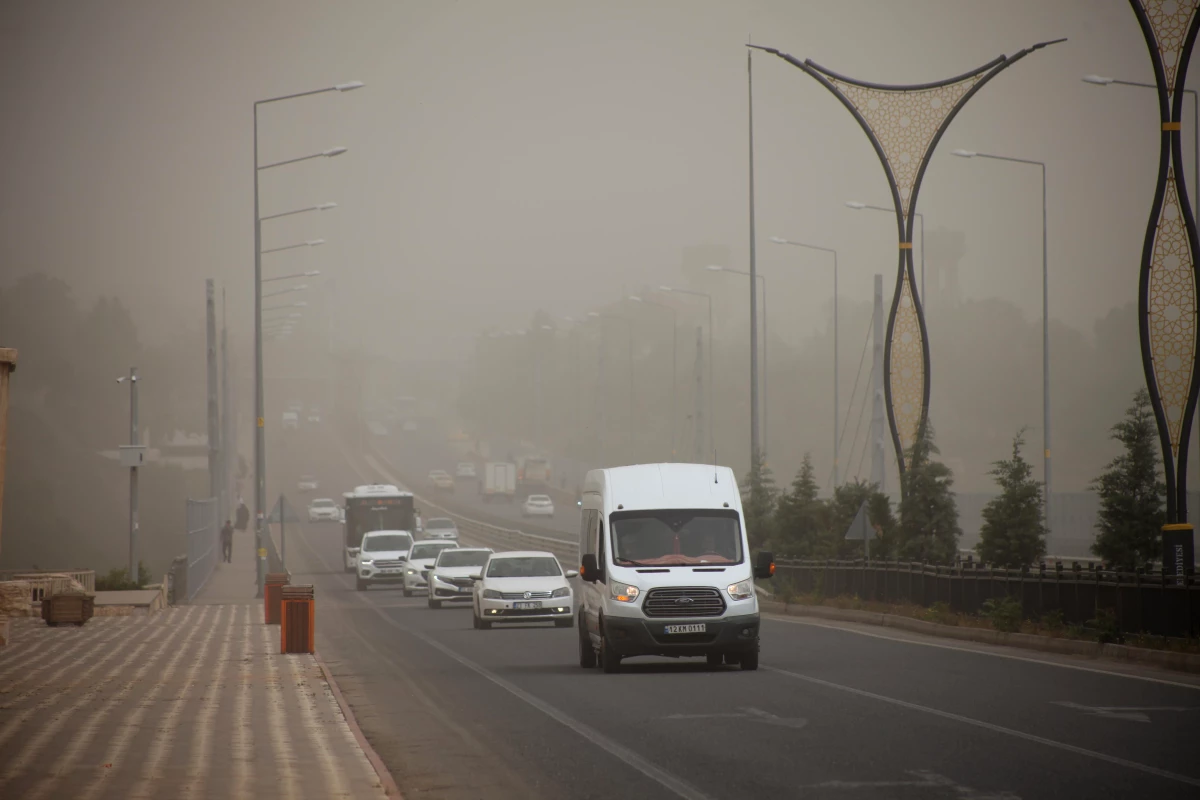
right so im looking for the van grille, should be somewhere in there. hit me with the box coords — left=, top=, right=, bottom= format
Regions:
left=642, top=587, right=726, bottom=618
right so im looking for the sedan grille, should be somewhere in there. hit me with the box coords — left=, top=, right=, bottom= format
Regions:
left=447, top=577, right=475, bottom=588
left=500, top=590, right=553, bottom=600
left=642, top=587, right=726, bottom=618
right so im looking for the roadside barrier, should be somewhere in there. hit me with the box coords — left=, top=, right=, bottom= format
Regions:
left=281, top=584, right=315, bottom=654
left=264, top=573, right=289, bottom=625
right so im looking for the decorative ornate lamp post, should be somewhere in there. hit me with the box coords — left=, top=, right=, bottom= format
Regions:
left=749, top=39, right=1062, bottom=487
left=1129, top=0, right=1200, bottom=579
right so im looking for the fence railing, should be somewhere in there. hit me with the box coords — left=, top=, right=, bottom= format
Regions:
left=0, top=570, right=95, bottom=596
left=185, top=497, right=218, bottom=602
left=775, top=559, right=1200, bottom=639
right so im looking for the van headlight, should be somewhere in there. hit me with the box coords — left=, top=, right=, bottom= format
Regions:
left=551, top=586, right=571, bottom=598
left=727, top=579, right=753, bottom=601
left=360, top=558, right=373, bottom=566
left=610, top=582, right=640, bottom=603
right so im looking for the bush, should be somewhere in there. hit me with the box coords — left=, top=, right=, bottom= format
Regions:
left=981, top=595, right=1023, bottom=633
left=1038, top=609, right=1065, bottom=633
left=919, top=601, right=956, bottom=626
left=1088, top=608, right=1123, bottom=645
left=94, top=561, right=152, bottom=591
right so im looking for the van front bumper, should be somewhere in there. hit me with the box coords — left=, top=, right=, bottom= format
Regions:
left=603, top=613, right=760, bottom=657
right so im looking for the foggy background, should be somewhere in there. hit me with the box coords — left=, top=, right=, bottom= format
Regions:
left=0, top=1, right=1185, bottom=571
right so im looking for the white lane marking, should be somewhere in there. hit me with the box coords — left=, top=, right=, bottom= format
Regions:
left=1050, top=701, right=1198, bottom=723
left=661, top=707, right=807, bottom=730
left=0, top=614, right=172, bottom=788
left=766, top=665, right=1200, bottom=789
left=260, top=622, right=300, bottom=800
left=230, top=604, right=255, bottom=800
left=285, top=650, right=350, bottom=798
left=182, top=605, right=239, bottom=800
left=75, top=608, right=209, bottom=800
left=807, top=769, right=1019, bottom=798
left=763, top=613, right=1200, bottom=691
left=128, top=605, right=228, bottom=799
left=295, top=519, right=713, bottom=800
left=26, top=607, right=200, bottom=800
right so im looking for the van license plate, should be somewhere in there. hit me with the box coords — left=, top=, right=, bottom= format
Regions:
left=664, top=624, right=706, bottom=634
left=514, top=601, right=541, bottom=609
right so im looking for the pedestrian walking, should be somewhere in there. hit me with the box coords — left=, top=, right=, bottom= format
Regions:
left=221, top=519, right=234, bottom=563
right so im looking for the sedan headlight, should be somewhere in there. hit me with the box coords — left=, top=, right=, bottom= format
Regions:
left=432, top=574, right=453, bottom=586
left=551, top=586, right=571, bottom=598
left=610, top=582, right=640, bottom=603
left=727, top=579, right=754, bottom=601
left=405, top=568, right=417, bottom=575
left=482, top=588, right=502, bottom=599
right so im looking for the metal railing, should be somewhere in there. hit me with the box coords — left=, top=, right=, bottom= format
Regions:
left=775, top=558, right=1200, bottom=639
left=185, top=497, right=219, bottom=602
left=0, top=570, right=95, bottom=595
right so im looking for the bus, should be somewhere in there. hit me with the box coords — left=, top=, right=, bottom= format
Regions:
left=342, top=484, right=417, bottom=571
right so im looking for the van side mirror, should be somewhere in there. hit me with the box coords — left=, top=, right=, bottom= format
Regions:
left=753, top=551, right=775, bottom=580
left=580, top=554, right=602, bottom=583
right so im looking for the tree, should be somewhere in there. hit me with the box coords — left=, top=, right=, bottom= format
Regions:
left=772, top=454, right=827, bottom=557
left=1091, top=388, right=1164, bottom=569
left=897, top=421, right=961, bottom=564
left=741, top=449, right=778, bottom=551
left=827, top=479, right=898, bottom=560
left=977, top=429, right=1046, bottom=568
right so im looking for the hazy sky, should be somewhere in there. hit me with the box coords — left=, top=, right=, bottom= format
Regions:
left=0, top=1, right=1174, bottom=359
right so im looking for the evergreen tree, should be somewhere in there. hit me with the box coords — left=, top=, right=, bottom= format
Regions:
left=827, top=479, right=897, bottom=560
left=1091, top=388, right=1164, bottom=569
left=977, top=429, right=1046, bottom=568
left=741, top=449, right=778, bottom=551
left=897, top=421, right=962, bottom=564
left=772, top=454, right=828, bottom=557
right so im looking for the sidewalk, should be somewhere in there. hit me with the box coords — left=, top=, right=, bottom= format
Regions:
left=0, top=531, right=390, bottom=798
left=194, top=524, right=262, bottom=604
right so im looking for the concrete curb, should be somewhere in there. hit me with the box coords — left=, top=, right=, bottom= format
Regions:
left=761, top=600, right=1200, bottom=675
left=315, top=650, right=404, bottom=798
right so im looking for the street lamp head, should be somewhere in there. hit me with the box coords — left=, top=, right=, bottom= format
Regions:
left=306, top=239, right=326, bottom=247
left=322, top=147, right=348, bottom=158
left=705, top=264, right=725, bottom=272
left=293, top=302, right=308, bottom=308
left=335, top=81, right=365, bottom=92
left=304, top=270, right=321, bottom=277
left=845, top=201, right=866, bottom=209
left=658, top=285, right=674, bottom=292
left=541, top=324, right=553, bottom=330
left=1082, top=74, right=1114, bottom=86
left=628, top=295, right=643, bottom=302
left=587, top=311, right=600, bottom=318
left=768, top=236, right=788, bottom=244
left=316, top=202, right=338, bottom=211
left=951, top=149, right=977, bottom=158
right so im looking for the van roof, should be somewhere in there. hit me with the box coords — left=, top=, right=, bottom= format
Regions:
left=583, top=463, right=741, bottom=511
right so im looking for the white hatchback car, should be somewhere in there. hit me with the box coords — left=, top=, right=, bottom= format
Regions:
left=521, top=494, right=555, bottom=518
left=472, top=551, right=576, bottom=629
left=427, top=547, right=493, bottom=608
left=356, top=530, right=414, bottom=592
left=298, top=474, right=319, bottom=493
left=401, top=540, right=460, bottom=596
left=308, top=498, right=340, bottom=522
left=422, top=517, right=459, bottom=541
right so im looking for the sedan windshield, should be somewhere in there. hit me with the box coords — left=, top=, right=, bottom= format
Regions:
left=437, top=550, right=490, bottom=568
left=486, top=557, right=561, bottom=578
left=425, top=518, right=456, bottom=530
left=610, top=510, right=743, bottom=566
left=410, top=542, right=454, bottom=560
left=363, top=533, right=412, bottom=552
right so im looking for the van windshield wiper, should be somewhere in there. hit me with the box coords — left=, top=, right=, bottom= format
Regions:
left=614, top=558, right=656, bottom=567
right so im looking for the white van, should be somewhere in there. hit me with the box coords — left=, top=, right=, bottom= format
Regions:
left=576, top=463, right=774, bottom=673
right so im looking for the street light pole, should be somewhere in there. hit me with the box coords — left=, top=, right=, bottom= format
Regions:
left=769, top=237, right=839, bottom=486
left=253, top=80, right=361, bottom=599
left=846, top=202, right=925, bottom=301
left=659, top=286, right=714, bottom=462
left=630, top=296, right=678, bottom=461
left=708, top=265, right=768, bottom=453
left=117, top=368, right=139, bottom=582
left=952, top=148, right=1051, bottom=538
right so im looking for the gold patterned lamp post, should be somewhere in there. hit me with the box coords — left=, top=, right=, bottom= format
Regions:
left=750, top=40, right=1062, bottom=490
left=1131, top=0, right=1200, bottom=579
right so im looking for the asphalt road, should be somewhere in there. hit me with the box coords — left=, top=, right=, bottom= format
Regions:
left=270, top=426, right=1200, bottom=800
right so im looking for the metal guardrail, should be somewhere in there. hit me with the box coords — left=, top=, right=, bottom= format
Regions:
left=185, top=497, right=219, bottom=602
left=0, top=570, right=95, bottom=595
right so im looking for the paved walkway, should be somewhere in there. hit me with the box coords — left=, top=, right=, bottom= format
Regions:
left=194, top=524, right=262, bottom=605
left=0, top=531, right=389, bottom=798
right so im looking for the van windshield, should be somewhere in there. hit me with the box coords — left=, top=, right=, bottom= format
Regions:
left=610, top=509, right=743, bottom=566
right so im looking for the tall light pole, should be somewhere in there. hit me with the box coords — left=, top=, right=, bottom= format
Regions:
left=708, top=265, right=768, bottom=454
left=263, top=270, right=321, bottom=283
left=846, top=202, right=925, bottom=301
left=259, top=201, right=337, bottom=222
left=117, top=369, right=139, bottom=582
left=769, top=236, right=839, bottom=486
left=952, top=148, right=1051, bottom=537
left=629, top=295, right=678, bottom=461
left=254, top=80, right=361, bottom=598
left=659, top=285, right=713, bottom=462
left=261, top=238, right=325, bottom=255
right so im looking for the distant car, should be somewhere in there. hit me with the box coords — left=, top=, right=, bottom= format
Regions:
left=455, top=462, right=477, bottom=479
left=298, top=474, right=319, bottom=493
left=307, top=407, right=321, bottom=423
left=282, top=411, right=299, bottom=430
left=308, top=498, right=339, bottom=522
left=472, top=551, right=576, bottom=629
left=402, top=540, right=461, bottom=596
left=427, top=547, right=493, bottom=608
left=356, top=530, right=415, bottom=592
left=429, top=470, right=455, bottom=492
left=521, top=494, right=555, bottom=518
left=423, top=517, right=459, bottom=541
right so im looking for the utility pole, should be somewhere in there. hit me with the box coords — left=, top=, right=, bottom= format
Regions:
left=222, top=289, right=233, bottom=521
left=747, top=46, right=761, bottom=464
left=0, top=348, right=16, bottom=561
left=870, top=275, right=886, bottom=492
left=123, top=368, right=139, bottom=582
left=206, top=280, right=221, bottom=522
left=694, top=326, right=704, bottom=464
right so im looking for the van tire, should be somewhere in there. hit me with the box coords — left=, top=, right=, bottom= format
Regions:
left=740, top=649, right=759, bottom=671
left=578, top=621, right=597, bottom=668
left=600, top=633, right=621, bottom=674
